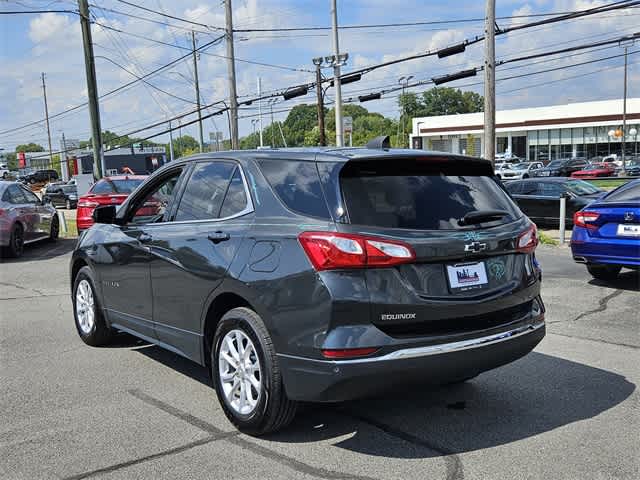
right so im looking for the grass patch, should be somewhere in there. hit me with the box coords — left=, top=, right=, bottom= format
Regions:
left=538, top=231, right=559, bottom=246
left=588, top=179, right=629, bottom=189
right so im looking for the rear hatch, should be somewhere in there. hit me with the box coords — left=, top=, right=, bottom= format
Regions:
left=319, top=156, right=540, bottom=337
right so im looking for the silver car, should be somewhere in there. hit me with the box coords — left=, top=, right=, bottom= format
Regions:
left=0, top=181, right=59, bottom=257
left=498, top=162, right=544, bottom=180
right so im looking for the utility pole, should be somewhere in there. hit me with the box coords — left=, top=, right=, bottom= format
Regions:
left=78, top=0, right=104, bottom=178
left=257, top=77, right=264, bottom=147
left=41, top=73, right=54, bottom=167
left=313, top=58, right=326, bottom=146
left=269, top=100, right=276, bottom=147
left=483, top=0, right=496, bottom=165
left=398, top=76, right=413, bottom=148
left=224, top=0, right=239, bottom=149
left=622, top=45, right=628, bottom=175
left=61, top=131, right=68, bottom=181
left=191, top=31, right=204, bottom=153
left=330, top=0, right=344, bottom=147
left=168, top=120, right=174, bottom=161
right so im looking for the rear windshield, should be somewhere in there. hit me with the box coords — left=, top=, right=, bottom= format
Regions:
left=340, top=161, right=520, bottom=230
left=604, top=181, right=640, bottom=202
left=111, top=179, right=143, bottom=193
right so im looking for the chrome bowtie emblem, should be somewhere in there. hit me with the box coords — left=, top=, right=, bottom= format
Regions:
left=624, top=211, right=635, bottom=221
left=464, top=241, right=487, bottom=253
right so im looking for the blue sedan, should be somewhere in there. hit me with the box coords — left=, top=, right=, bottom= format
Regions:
left=571, top=179, right=640, bottom=280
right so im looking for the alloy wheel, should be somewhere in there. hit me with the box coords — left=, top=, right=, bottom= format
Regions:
left=218, top=329, right=262, bottom=415
left=76, top=279, right=95, bottom=334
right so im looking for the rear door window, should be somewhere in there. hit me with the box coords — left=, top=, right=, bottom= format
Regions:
left=258, top=159, right=330, bottom=219
left=339, top=160, right=520, bottom=230
left=174, top=161, right=235, bottom=221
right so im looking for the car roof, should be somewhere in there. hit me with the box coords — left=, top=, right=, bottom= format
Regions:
left=514, top=177, right=571, bottom=183
left=104, top=175, right=148, bottom=180
left=176, top=147, right=491, bottom=166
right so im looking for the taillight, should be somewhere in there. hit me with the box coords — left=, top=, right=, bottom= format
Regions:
left=77, top=200, right=99, bottom=208
left=321, top=347, right=379, bottom=359
left=516, top=224, right=538, bottom=254
left=574, top=211, right=600, bottom=229
left=298, top=231, right=415, bottom=271
left=0, top=208, right=5, bottom=217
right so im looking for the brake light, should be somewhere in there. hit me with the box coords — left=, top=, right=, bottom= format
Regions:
left=298, top=231, right=415, bottom=271
left=77, top=199, right=99, bottom=208
left=321, top=347, right=379, bottom=359
left=574, top=211, right=600, bottom=229
left=516, top=224, right=538, bottom=254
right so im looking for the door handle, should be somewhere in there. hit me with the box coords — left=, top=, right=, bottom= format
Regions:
left=138, top=232, right=153, bottom=243
left=208, top=231, right=230, bottom=244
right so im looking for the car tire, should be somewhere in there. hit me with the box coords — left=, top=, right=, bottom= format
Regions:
left=2, top=172, right=7, bottom=179
left=212, top=307, right=298, bottom=435
left=65, top=199, right=71, bottom=210
left=496, top=174, right=501, bottom=179
left=73, top=266, right=113, bottom=346
left=587, top=264, right=621, bottom=281
left=5, top=223, right=24, bottom=258
left=49, top=214, right=59, bottom=241
left=523, top=174, right=529, bottom=179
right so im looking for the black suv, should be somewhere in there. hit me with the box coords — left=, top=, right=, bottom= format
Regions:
left=21, top=169, right=59, bottom=184
left=532, top=158, right=588, bottom=177
left=70, top=143, right=545, bottom=434
left=43, top=183, right=78, bottom=209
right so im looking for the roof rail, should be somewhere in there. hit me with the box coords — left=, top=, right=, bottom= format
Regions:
left=365, top=135, right=390, bottom=150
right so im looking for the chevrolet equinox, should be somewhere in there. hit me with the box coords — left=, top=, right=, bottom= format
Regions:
left=70, top=140, right=545, bottom=435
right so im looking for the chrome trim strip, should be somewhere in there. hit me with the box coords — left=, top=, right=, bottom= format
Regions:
left=278, top=321, right=545, bottom=365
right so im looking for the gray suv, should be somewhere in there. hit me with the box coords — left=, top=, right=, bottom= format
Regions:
left=70, top=143, right=545, bottom=434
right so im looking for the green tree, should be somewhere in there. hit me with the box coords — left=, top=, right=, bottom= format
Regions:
left=419, top=87, right=483, bottom=116
left=282, top=104, right=318, bottom=147
left=15, top=143, right=44, bottom=152
left=171, top=135, right=199, bottom=158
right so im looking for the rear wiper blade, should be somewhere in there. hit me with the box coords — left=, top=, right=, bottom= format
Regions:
left=458, top=210, right=509, bottom=226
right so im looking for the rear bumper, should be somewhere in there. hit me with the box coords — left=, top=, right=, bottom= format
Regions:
left=278, top=320, right=545, bottom=402
left=571, top=228, right=640, bottom=267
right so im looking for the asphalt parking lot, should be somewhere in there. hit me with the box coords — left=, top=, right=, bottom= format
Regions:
left=1, top=241, right=638, bottom=480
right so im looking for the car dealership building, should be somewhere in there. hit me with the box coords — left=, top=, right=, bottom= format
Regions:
left=410, top=98, right=640, bottom=162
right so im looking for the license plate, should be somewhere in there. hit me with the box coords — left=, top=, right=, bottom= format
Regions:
left=446, top=262, right=488, bottom=291
left=617, top=224, right=640, bottom=236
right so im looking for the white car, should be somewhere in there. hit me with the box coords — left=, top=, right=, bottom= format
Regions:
left=0, top=163, right=10, bottom=179
left=497, top=162, right=544, bottom=180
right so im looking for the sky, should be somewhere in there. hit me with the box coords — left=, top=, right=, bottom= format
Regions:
left=1, top=0, right=639, bottom=152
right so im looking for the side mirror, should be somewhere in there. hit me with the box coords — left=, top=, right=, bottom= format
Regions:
left=92, top=204, right=117, bottom=224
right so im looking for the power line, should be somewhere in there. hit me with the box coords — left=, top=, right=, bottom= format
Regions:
left=113, top=0, right=224, bottom=31
left=0, top=34, right=225, bottom=136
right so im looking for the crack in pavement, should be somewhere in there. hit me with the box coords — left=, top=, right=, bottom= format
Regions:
left=548, top=289, right=624, bottom=325
left=127, top=389, right=377, bottom=480
left=549, top=331, right=640, bottom=350
left=339, top=410, right=464, bottom=480
left=62, top=434, right=230, bottom=480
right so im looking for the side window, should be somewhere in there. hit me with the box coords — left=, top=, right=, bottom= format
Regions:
left=520, top=182, right=539, bottom=195
left=6, top=185, right=26, bottom=204
left=129, top=170, right=183, bottom=224
left=538, top=182, right=564, bottom=197
left=219, top=167, right=248, bottom=218
left=21, top=187, right=40, bottom=204
left=174, top=162, right=235, bottom=221
left=258, top=159, right=330, bottom=219
left=91, top=180, right=114, bottom=194
left=505, top=182, right=522, bottom=195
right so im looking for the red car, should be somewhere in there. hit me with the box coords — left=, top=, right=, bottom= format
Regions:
left=77, top=175, right=147, bottom=232
left=570, top=163, right=616, bottom=179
